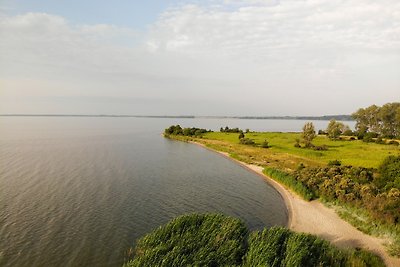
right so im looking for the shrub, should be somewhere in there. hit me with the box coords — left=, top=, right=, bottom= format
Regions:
left=297, top=163, right=306, bottom=171
left=377, top=155, right=400, bottom=190
left=375, top=136, right=385, bottom=144
left=164, top=125, right=211, bottom=137
left=328, top=160, right=342, bottom=166
left=313, top=145, right=328, bottom=151
left=124, top=214, right=247, bottom=267
left=263, top=168, right=315, bottom=201
left=294, top=138, right=301, bottom=148
left=239, top=138, right=255, bottom=145
left=126, top=214, right=385, bottom=267
left=343, top=129, right=354, bottom=136
left=261, top=140, right=270, bottom=148
left=363, top=132, right=379, bottom=143
left=221, top=126, right=242, bottom=133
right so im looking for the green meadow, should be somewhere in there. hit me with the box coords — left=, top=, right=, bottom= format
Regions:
left=200, top=132, right=400, bottom=170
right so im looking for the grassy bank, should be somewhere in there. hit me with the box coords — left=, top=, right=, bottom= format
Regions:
left=165, top=131, right=400, bottom=256
left=203, top=132, right=399, bottom=169
left=124, top=213, right=384, bottom=267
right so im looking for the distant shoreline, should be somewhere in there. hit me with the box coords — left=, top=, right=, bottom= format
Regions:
left=0, top=114, right=354, bottom=121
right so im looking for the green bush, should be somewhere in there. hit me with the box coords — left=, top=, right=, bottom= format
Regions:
left=263, top=168, right=315, bottom=201
left=239, top=138, right=255, bottom=145
left=125, top=214, right=385, bottom=267
left=377, top=155, right=400, bottom=190
left=261, top=140, right=270, bottom=148
left=328, top=160, right=342, bottom=166
left=124, top=214, right=247, bottom=267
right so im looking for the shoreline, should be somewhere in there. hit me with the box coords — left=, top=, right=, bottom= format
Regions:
left=185, top=139, right=399, bottom=267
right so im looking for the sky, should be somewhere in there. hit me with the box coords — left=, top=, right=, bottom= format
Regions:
left=1, top=0, right=399, bottom=116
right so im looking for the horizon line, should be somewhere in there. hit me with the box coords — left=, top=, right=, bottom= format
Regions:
left=0, top=114, right=354, bottom=120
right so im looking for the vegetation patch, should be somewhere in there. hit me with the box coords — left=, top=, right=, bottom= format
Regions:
left=124, top=213, right=385, bottom=267
left=263, top=167, right=315, bottom=201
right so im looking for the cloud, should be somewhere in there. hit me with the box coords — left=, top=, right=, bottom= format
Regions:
left=0, top=1, right=399, bottom=115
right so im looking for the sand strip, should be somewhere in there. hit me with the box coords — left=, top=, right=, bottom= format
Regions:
left=188, top=140, right=400, bottom=267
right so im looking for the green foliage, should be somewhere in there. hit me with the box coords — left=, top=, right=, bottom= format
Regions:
left=302, top=122, right=316, bottom=147
left=263, top=167, right=315, bottom=201
left=328, top=160, right=342, bottom=166
left=294, top=164, right=400, bottom=225
left=125, top=214, right=385, bottom=267
left=326, top=119, right=347, bottom=140
left=124, top=214, right=247, bottom=267
left=363, top=132, right=379, bottom=143
left=261, top=139, right=270, bottom=148
left=353, top=102, right=400, bottom=138
left=239, top=138, right=255, bottom=145
left=221, top=126, right=242, bottom=133
left=243, top=227, right=291, bottom=267
left=165, top=125, right=211, bottom=137
left=245, top=226, right=384, bottom=267
left=378, top=155, right=400, bottom=190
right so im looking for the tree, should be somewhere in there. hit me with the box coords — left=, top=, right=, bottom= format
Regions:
left=326, top=119, right=346, bottom=140
left=379, top=103, right=400, bottom=138
left=301, top=122, right=316, bottom=147
left=352, top=102, right=400, bottom=138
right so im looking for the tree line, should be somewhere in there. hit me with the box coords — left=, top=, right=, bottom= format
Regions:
left=353, top=102, right=400, bottom=139
left=164, top=125, right=212, bottom=137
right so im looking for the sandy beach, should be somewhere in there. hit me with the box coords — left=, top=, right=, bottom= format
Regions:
left=190, top=141, right=400, bottom=267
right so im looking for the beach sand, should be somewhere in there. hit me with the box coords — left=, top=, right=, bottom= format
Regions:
left=190, top=141, right=400, bottom=267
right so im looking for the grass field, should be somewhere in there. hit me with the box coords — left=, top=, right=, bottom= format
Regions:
left=197, top=132, right=400, bottom=170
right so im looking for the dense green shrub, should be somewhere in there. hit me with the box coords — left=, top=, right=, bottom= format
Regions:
left=124, top=214, right=247, bottom=267
left=261, top=140, right=270, bottom=148
left=328, top=160, right=342, bottom=166
left=221, top=126, right=242, bottom=133
left=293, top=162, right=400, bottom=225
left=363, top=132, right=379, bottom=143
left=378, top=155, right=400, bottom=190
left=263, top=168, right=315, bottom=200
left=165, top=125, right=211, bottom=137
left=125, top=214, right=385, bottom=267
left=239, top=138, right=255, bottom=145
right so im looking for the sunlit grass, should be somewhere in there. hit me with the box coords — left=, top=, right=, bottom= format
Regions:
left=202, top=132, right=400, bottom=169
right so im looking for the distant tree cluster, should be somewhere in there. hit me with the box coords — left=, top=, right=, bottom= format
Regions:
left=292, top=156, right=400, bottom=225
left=164, top=125, right=212, bottom=137
left=297, top=122, right=327, bottom=150
left=124, top=214, right=384, bottom=267
left=352, top=102, right=400, bottom=139
left=220, top=126, right=242, bottom=133
left=325, top=119, right=352, bottom=140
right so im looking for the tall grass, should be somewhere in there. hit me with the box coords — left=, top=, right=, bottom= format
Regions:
left=263, top=167, right=315, bottom=201
left=125, top=213, right=385, bottom=267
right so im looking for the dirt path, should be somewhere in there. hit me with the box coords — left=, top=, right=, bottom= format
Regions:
left=190, top=141, right=400, bottom=267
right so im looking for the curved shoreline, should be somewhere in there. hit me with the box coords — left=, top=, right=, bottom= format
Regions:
left=187, top=140, right=399, bottom=267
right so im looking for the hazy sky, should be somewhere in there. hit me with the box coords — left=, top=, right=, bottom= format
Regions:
left=1, top=0, right=399, bottom=116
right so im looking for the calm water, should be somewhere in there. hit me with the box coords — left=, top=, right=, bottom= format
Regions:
left=0, top=117, right=354, bottom=267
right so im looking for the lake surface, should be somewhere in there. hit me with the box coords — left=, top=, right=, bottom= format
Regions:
left=0, top=117, right=354, bottom=266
